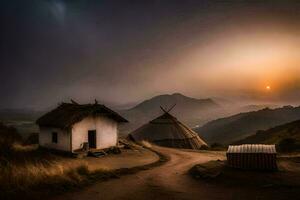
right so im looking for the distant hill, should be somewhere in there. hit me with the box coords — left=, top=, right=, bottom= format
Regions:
left=234, top=119, right=300, bottom=145
left=119, top=93, right=221, bottom=135
left=0, top=109, right=41, bottom=139
left=195, top=105, right=300, bottom=145
left=239, top=104, right=279, bottom=112
left=0, top=109, right=42, bottom=121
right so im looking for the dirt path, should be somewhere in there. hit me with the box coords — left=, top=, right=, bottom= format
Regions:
left=55, top=146, right=299, bottom=200
left=84, top=147, right=159, bottom=171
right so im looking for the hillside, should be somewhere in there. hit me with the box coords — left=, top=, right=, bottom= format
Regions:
left=119, top=93, right=222, bottom=135
left=235, top=119, right=300, bottom=146
left=195, top=106, right=300, bottom=145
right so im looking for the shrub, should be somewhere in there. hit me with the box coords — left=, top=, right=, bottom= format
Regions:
left=0, top=122, right=22, bottom=144
left=76, top=165, right=89, bottom=175
left=278, top=138, right=298, bottom=152
left=199, top=145, right=209, bottom=150
left=208, top=143, right=227, bottom=151
left=0, top=122, right=23, bottom=157
left=255, top=130, right=265, bottom=135
left=24, top=132, right=39, bottom=144
left=210, top=143, right=223, bottom=148
left=105, top=146, right=121, bottom=154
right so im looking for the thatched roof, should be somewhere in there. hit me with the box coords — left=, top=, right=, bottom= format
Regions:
left=36, top=102, right=128, bottom=129
left=128, top=112, right=207, bottom=149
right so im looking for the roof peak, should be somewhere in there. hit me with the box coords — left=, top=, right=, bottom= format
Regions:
left=160, top=103, right=176, bottom=114
left=150, top=111, right=178, bottom=124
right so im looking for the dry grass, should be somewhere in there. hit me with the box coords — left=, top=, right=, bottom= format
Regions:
left=12, top=143, right=39, bottom=151
left=0, top=144, right=113, bottom=200
left=0, top=123, right=116, bottom=199
left=1, top=159, right=87, bottom=189
left=0, top=142, right=166, bottom=200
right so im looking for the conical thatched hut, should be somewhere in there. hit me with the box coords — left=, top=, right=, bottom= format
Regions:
left=128, top=108, right=207, bottom=149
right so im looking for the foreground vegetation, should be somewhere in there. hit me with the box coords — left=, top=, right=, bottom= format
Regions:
left=0, top=123, right=166, bottom=200
left=0, top=123, right=108, bottom=199
left=0, top=146, right=166, bottom=200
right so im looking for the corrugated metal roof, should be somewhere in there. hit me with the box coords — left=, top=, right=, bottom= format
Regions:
left=227, top=144, right=276, bottom=154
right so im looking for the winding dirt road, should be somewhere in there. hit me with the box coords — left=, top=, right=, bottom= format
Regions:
left=56, top=146, right=298, bottom=200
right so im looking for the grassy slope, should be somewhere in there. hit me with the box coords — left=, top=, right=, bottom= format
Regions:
left=235, top=119, right=300, bottom=145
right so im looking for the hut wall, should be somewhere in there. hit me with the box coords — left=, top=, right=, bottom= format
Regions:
left=226, top=153, right=277, bottom=170
left=71, top=116, right=118, bottom=151
left=39, top=127, right=70, bottom=151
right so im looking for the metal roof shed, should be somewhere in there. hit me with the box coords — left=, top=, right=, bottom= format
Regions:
left=227, top=144, right=277, bottom=170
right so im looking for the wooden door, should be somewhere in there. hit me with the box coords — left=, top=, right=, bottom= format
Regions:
left=88, top=130, right=97, bottom=148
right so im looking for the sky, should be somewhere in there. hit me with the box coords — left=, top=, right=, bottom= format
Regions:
left=1, top=0, right=300, bottom=109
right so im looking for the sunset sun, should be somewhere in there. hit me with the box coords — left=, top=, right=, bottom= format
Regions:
left=266, top=85, right=271, bottom=90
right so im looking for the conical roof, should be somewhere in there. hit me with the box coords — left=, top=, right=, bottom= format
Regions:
left=128, top=112, right=207, bottom=149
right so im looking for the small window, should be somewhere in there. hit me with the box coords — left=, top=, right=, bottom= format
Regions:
left=52, top=132, right=58, bottom=143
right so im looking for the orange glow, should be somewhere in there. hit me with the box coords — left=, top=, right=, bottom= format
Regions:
left=266, top=85, right=271, bottom=90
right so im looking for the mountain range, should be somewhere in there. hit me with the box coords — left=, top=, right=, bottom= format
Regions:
left=2, top=93, right=299, bottom=145
left=119, top=93, right=222, bottom=134
left=195, top=105, right=300, bottom=145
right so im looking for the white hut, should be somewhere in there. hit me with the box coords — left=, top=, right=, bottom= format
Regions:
left=36, top=102, right=128, bottom=152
